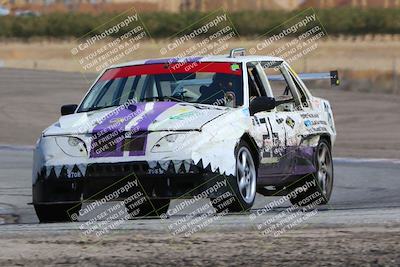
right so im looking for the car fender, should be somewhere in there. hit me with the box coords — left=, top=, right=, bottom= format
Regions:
left=190, top=108, right=252, bottom=176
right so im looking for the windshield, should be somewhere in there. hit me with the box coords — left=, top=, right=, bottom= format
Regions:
left=78, top=62, right=243, bottom=112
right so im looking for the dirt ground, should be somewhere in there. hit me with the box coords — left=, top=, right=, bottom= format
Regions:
left=313, top=88, right=400, bottom=159
left=0, top=225, right=399, bottom=266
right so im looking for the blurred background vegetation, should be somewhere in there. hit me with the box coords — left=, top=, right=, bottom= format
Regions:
left=1, top=8, right=400, bottom=38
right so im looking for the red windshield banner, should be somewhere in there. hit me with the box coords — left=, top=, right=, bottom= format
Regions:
left=99, top=62, right=242, bottom=81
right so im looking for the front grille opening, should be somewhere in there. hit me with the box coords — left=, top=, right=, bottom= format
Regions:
left=86, top=162, right=148, bottom=177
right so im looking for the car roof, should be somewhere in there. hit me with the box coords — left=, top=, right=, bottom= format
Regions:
left=111, top=54, right=284, bottom=69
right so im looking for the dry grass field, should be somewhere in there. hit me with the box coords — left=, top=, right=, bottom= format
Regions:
left=1, top=38, right=399, bottom=94
left=0, top=38, right=399, bottom=74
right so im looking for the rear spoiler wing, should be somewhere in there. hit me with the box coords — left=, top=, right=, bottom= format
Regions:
left=269, top=70, right=340, bottom=86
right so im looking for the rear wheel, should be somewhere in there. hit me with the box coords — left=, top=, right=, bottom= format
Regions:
left=212, top=141, right=257, bottom=213
left=125, top=199, right=170, bottom=219
left=34, top=203, right=82, bottom=223
left=289, top=139, right=334, bottom=206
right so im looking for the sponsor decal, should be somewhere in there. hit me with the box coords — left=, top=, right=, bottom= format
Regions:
left=110, top=118, right=125, bottom=125
left=169, top=111, right=196, bottom=120
left=300, top=113, right=319, bottom=119
left=304, top=119, right=312, bottom=128
left=231, top=63, right=240, bottom=71
left=241, top=107, right=250, bottom=116
left=304, top=119, right=328, bottom=133
left=144, top=57, right=202, bottom=65
left=253, top=117, right=261, bottom=126
left=285, top=117, right=295, bottom=129
left=304, top=119, right=327, bottom=128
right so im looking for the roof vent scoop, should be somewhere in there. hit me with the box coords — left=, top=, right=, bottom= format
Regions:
left=229, top=48, right=246, bottom=58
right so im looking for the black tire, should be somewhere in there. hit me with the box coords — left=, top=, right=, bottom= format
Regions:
left=34, top=203, right=82, bottom=223
left=125, top=199, right=170, bottom=219
left=289, top=139, right=334, bottom=206
left=212, top=140, right=257, bottom=213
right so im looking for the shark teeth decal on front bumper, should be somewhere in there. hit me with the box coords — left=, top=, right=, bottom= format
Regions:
left=38, top=159, right=225, bottom=180
left=147, top=159, right=198, bottom=174
left=147, top=159, right=228, bottom=175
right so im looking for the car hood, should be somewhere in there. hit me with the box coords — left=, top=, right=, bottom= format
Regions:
left=44, top=102, right=231, bottom=136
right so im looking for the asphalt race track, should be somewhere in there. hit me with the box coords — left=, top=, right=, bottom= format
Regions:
left=1, top=146, right=399, bottom=229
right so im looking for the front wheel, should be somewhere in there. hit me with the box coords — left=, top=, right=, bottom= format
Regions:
left=212, top=141, right=257, bottom=213
left=34, top=203, right=82, bottom=223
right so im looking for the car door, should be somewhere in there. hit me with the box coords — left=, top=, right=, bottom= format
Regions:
left=284, top=64, right=324, bottom=174
left=274, top=63, right=305, bottom=158
left=247, top=62, right=293, bottom=178
left=267, top=62, right=320, bottom=177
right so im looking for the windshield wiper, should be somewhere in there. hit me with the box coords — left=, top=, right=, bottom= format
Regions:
left=141, top=96, right=184, bottom=102
left=85, top=105, right=119, bottom=112
left=164, top=96, right=185, bottom=102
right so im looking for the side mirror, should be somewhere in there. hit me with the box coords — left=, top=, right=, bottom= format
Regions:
left=61, top=104, right=78, bottom=116
left=249, top=97, right=276, bottom=116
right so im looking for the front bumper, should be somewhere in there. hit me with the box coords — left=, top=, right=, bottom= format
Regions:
left=33, top=160, right=227, bottom=204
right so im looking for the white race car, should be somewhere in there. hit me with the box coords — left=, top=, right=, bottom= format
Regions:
left=32, top=48, right=337, bottom=222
